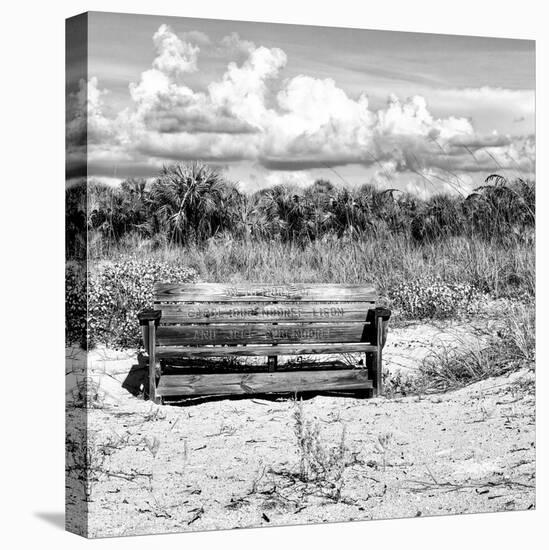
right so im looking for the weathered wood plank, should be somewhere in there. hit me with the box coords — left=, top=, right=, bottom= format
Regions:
left=148, top=320, right=157, bottom=403
left=156, top=342, right=377, bottom=358
left=156, top=369, right=373, bottom=397
left=154, top=283, right=377, bottom=302
left=156, top=323, right=371, bottom=346
left=157, top=302, right=373, bottom=324
left=375, top=314, right=383, bottom=396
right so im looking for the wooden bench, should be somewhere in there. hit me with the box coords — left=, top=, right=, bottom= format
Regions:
left=138, top=283, right=390, bottom=403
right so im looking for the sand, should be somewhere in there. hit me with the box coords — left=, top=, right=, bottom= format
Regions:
left=65, top=318, right=535, bottom=538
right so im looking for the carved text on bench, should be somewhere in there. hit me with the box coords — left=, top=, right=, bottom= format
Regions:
left=187, top=306, right=345, bottom=319
left=225, top=286, right=309, bottom=298
left=192, top=327, right=333, bottom=340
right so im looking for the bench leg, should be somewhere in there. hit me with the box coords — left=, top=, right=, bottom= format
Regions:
left=376, top=326, right=383, bottom=395
left=365, top=351, right=377, bottom=397
left=148, top=320, right=160, bottom=404
left=267, top=356, right=277, bottom=372
left=364, top=316, right=384, bottom=397
left=376, top=316, right=383, bottom=396
left=268, top=330, right=278, bottom=372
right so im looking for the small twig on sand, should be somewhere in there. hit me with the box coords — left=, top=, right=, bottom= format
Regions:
left=407, top=478, right=534, bottom=494
left=425, top=465, right=439, bottom=484
left=169, top=416, right=180, bottom=431
left=187, top=507, right=204, bottom=525
left=252, top=399, right=271, bottom=406
left=250, top=464, right=267, bottom=494
left=99, top=469, right=153, bottom=482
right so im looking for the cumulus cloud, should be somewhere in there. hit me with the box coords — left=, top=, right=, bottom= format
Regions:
left=218, top=32, right=256, bottom=58
left=208, top=45, right=287, bottom=127
left=180, top=30, right=211, bottom=47
left=76, top=24, right=536, bottom=191
left=152, top=24, right=200, bottom=77
left=66, top=76, right=119, bottom=177
left=67, top=76, right=114, bottom=147
left=121, top=25, right=286, bottom=148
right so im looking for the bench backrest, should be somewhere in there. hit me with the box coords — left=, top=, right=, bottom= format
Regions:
left=152, top=283, right=377, bottom=347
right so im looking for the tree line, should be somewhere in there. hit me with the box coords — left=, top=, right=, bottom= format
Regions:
left=66, top=161, right=535, bottom=258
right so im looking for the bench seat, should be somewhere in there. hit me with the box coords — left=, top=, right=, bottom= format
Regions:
left=156, top=369, right=373, bottom=397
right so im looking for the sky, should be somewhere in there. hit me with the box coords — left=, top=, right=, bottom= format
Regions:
left=66, top=11, right=535, bottom=196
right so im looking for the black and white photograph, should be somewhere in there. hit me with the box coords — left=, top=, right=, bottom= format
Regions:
left=63, top=8, right=537, bottom=540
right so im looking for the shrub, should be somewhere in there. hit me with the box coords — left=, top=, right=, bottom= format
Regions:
left=382, top=368, right=421, bottom=397
left=389, top=277, right=482, bottom=319
left=66, top=263, right=87, bottom=347
left=418, top=342, right=501, bottom=392
left=291, top=400, right=354, bottom=501
left=416, top=304, right=534, bottom=392
left=66, top=258, right=197, bottom=349
left=500, top=303, right=535, bottom=364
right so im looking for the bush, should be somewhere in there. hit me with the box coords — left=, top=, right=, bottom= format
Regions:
left=389, top=277, right=482, bottom=319
left=291, top=400, right=355, bottom=501
left=415, top=304, right=534, bottom=393
left=66, top=259, right=198, bottom=349
left=382, top=368, right=421, bottom=397
left=66, top=263, right=87, bottom=347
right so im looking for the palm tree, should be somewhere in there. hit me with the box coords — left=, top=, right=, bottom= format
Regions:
left=463, top=174, right=535, bottom=242
left=258, top=184, right=313, bottom=243
left=149, top=162, right=224, bottom=244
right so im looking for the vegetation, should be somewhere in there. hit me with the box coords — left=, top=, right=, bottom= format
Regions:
left=65, top=161, right=535, bottom=347
left=262, top=399, right=360, bottom=504
left=383, top=302, right=535, bottom=396
left=67, top=165, right=534, bottom=257
left=418, top=303, right=535, bottom=391
left=66, top=259, right=197, bottom=348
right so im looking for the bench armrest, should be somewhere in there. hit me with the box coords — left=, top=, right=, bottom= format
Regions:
left=138, top=309, right=162, bottom=326
left=375, top=307, right=391, bottom=348
left=375, top=306, right=391, bottom=321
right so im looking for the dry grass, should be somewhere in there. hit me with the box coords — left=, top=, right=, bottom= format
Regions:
left=393, top=303, right=536, bottom=394
left=97, top=233, right=534, bottom=304
left=263, top=400, right=362, bottom=504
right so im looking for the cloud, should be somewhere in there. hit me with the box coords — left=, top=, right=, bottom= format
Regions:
left=66, top=79, right=87, bottom=148
left=120, top=25, right=286, bottom=149
left=208, top=45, right=287, bottom=127
left=180, top=30, right=211, bottom=47
left=427, top=86, right=535, bottom=135
left=76, top=24, right=536, bottom=192
left=66, top=76, right=119, bottom=178
left=264, top=170, right=316, bottom=189
left=152, top=24, right=200, bottom=77
left=435, top=86, right=534, bottom=119
left=403, top=170, right=475, bottom=200
left=376, top=94, right=474, bottom=140
left=218, top=32, right=256, bottom=59
left=87, top=77, right=118, bottom=144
